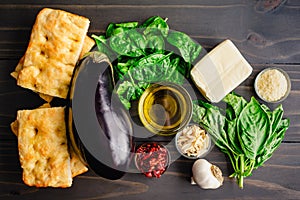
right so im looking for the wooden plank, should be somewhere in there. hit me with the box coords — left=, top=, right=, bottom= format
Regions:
left=0, top=144, right=299, bottom=199
left=0, top=2, right=299, bottom=63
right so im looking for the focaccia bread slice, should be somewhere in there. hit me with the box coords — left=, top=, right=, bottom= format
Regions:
left=11, top=35, right=94, bottom=80
left=11, top=35, right=95, bottom=102
left=11, top=103, right=88, bottom=181
left=17, top=107, right=72, bottom=187
left=16, top=8, right=90, bottom=98
left=11, top=122, right=88, bottom=178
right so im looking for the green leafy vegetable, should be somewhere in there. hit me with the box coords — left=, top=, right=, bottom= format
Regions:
left=141, top=16, right=169, bottom=37
left=110, top=29, right=146, bottom=57
left=106, top=22, right=139, bottom=38
left=92, top=16, right=203, bottom=109
left=192, top=93, right=290, bottom=188
left=167, top=31, right=202, bottom=63
left=116, top=52, right=184, bottom=109
left=237, top=97, right=271, bottom=160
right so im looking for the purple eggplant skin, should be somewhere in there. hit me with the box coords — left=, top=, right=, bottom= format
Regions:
left=68, top=51, right=134, bottom=179
left=95, top=64, right=133, bottom=169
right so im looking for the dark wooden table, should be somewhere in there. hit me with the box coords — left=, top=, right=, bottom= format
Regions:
left=1, top=0, right=300, bottom=199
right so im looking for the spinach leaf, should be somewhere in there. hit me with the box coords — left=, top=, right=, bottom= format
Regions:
left=145, top=34, right=165, bottom=53
left=133, top=52, right=167, bottom=67
left=106, top=22, right=139, bottom=37
left=167, top=31, right=202, bottom=63
left=116, top=81, right=136, bottom=109
left=141, top=16, right=169, bottom=37
left=93, top=16, right=204, bottom=109
left=113, top=56, right=139, bottom=78
left=173, top=57, right=192, bottom=78
left=115, top=52, right=184, bottom=109
left=109, top=29, right=146, bottom=57
left=92, top=35, right=116, bottom=61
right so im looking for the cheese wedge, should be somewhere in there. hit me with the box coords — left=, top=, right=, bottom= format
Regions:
left=191, top=40, right=253, bottom=102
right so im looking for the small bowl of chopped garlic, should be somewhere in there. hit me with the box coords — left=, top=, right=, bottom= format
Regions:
left=175, top=124, right=212, bottom=159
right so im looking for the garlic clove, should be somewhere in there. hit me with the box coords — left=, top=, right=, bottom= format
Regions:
left=192, top=159, right=223, bottom=189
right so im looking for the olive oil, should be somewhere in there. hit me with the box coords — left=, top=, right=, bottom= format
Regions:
left=138, top=82, right=192, bottom=136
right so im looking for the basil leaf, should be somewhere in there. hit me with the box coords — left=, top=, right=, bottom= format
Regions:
left=255, top=118, right=289, bottom=168
left=226, top=119, right=243, bottom=155
left=237, top=97, right=271, bottom=160
left=223, top=93, right=248, bottom=119
left=192, top=101, right=234, bottom=153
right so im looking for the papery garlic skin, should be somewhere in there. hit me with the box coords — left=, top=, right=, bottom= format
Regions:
left=192, top=159, right=223, bottom=189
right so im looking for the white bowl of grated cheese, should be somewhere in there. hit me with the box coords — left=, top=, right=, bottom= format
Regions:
left=254, top=68, right=291, bottom=103
left=175, top=124, right=212, bottom=159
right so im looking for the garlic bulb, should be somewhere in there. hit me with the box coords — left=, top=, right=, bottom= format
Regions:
left=191, top=159, right=223, bottom=189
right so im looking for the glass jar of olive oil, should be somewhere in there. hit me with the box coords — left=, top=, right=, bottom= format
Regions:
left=138, top=82, right=192, bottom=136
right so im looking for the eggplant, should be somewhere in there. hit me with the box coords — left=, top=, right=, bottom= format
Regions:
left=95, top=57, right=133, bottom=167
left=67, top=51, right=133, bottom=180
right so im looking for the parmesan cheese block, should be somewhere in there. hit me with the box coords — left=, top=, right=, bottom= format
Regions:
left=191, top=40, right=253, bottom=102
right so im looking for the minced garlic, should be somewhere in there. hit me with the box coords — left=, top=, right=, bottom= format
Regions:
left=256, top=69, right=288, bottom=102
left=177, top=125, right=210, bottom=157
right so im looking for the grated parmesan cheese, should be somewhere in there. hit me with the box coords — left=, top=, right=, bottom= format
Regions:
left=256, top=69, right=288, bottom=102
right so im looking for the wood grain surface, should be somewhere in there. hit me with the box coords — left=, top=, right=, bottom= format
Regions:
left=0, top=0, right=299, bottom=199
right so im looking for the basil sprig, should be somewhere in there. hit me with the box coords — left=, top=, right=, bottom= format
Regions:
left=192, top=93, right=290, bottom=188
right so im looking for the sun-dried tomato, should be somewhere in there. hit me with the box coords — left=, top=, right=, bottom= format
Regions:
left=135, top=142, right=169, bottom=178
